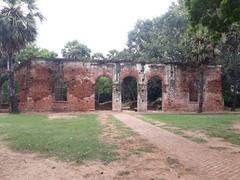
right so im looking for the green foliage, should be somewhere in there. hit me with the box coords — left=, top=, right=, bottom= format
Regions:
left=106, top=49, right=134, bottom=60
left=185, top=0, right=240, bottom=110
left=145, top=114, right=240, bottom=145
left=182, top=27, right=217, bottom=66
left=15, top=44, right=58, bottom=63
left=0, top=0, right=44, bottom=56
left=61, top=40, right=91, bottom=59
left=92, top=52, right=106, bottom=60
left=2, top=80, right=20, bottom=103
left=0, top=0, right=43, bottom=112
left=95, top=77, right=112, bottom=104
left=127, top=1, right=188, bottom=60
left=185, top=0, right=240, bottom=35
left=0, top=114, right=116, bottom=163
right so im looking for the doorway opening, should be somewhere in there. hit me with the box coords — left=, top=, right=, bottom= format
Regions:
left=121, top=76, right=137, bottom=111
left=147, top=76, right=162, bottom=111
left=95, top=76, right=112, bottom=110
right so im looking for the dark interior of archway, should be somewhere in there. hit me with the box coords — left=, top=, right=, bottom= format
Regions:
left=121, top=76, right=137, bottom=111
left=147, top=76, right=162, bottom=110
left=0, top=80, right=19, bottom=109
left=95, top=76, right=112, bottom=110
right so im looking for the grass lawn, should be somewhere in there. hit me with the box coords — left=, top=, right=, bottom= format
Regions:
left=0, top=114, right=116, bottom=163
left=144, top=114, right=240, bottom=145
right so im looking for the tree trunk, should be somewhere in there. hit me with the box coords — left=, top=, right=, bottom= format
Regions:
left=7, top=56, right=18, bottom=113
left=231, top=53, right=237, bottom=111
left=198, top=65, right=204, bottom=113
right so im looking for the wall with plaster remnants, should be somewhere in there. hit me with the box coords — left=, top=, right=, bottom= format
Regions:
left=15, top=58, right=224, bottom=112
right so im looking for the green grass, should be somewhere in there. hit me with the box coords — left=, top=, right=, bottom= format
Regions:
left=144, top=114, right=240, bottom=145
left=0, top=114, right=116, bottom=163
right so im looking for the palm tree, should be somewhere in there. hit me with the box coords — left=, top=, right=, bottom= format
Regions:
left=0, top=0, right=43, bottom=112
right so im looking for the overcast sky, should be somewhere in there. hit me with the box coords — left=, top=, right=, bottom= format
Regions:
left=36, top=0, right=176, bottom=57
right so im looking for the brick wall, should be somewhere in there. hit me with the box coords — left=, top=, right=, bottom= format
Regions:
left=15, top=59, right=224, bottom=112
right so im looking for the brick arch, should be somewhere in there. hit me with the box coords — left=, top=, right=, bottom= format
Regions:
left=145, top=70, right=167, bottom=93
left=146, top=71, right=165, bottom=83
left=120, top=68, right=139, bottom=83
left=93, top=69, right=113, bottom=83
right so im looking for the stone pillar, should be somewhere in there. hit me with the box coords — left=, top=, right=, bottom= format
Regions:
left=112, top=63, right=121, bottom=111
left=137, top=63, right=147, bottom=112
left=137, top=83, right=147, bottom=112
left=112, top=82, right=121, bottom=111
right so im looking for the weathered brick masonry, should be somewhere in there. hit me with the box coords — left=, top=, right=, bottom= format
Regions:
left=15, top=58, right=224, bottom=112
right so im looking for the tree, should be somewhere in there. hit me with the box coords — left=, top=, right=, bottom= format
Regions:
left=185, top=0, right=240, bottom=111
left=0, top=0, right=43, bottom=113
left=220, top=25, right=240, bottom=110
left=106, top=50, right=119, bottom=60
left=183, top=27, right=217, bottom=113
left=127, top=1, right=188, bottom=61
left=106, top=49, right=134, bottom=60
left=92, top=53, right=106, bottom=60
left=15, top=44, right=58, bottom=64
left=185, top=0, right=240, bottom=36
left=62, top=40, right=91, bottom=59
left=95, top=77, right=112, bottom=104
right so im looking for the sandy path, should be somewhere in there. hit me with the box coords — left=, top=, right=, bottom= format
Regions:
left=112, top=112, right=240, bottom=180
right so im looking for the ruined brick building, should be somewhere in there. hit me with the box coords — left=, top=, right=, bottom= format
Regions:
left=13, top=58, right=224, bottom=112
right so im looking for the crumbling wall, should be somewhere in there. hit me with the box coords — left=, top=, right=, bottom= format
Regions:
left=165, top=65, right=224, bottom=112
left=15, top=62, right=31, bottom=111
left=15, top=59, right=224, bottom=112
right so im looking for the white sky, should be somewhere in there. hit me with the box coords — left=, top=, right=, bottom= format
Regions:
left=36, top=0, right=176, bottom=57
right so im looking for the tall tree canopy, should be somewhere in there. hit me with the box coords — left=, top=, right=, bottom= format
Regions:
left=62, top=40, right=91, bottom=59
left=92, top=53, right=106, bottom=60
left=127, top=1, right=188, bottom=61
left=106, top=49, right=133, bottom=60
left=0, top=0, right=43, bottom=112
left=185, top=0, right=240, bottom=36
left=185, top=0, right=240, bottom=111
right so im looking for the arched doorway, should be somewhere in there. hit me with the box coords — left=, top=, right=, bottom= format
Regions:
left=95, top=76, right=112, bottom=110
left=121, top=76, right=137, bottom=111
left=147, top=76, right=162, bottom=111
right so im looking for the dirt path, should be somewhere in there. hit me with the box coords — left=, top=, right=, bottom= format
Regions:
left=112, top=113, right=240, bottom=180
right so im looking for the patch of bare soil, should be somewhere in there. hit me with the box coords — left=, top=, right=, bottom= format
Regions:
left=233, top=122, right=240, bottom=133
